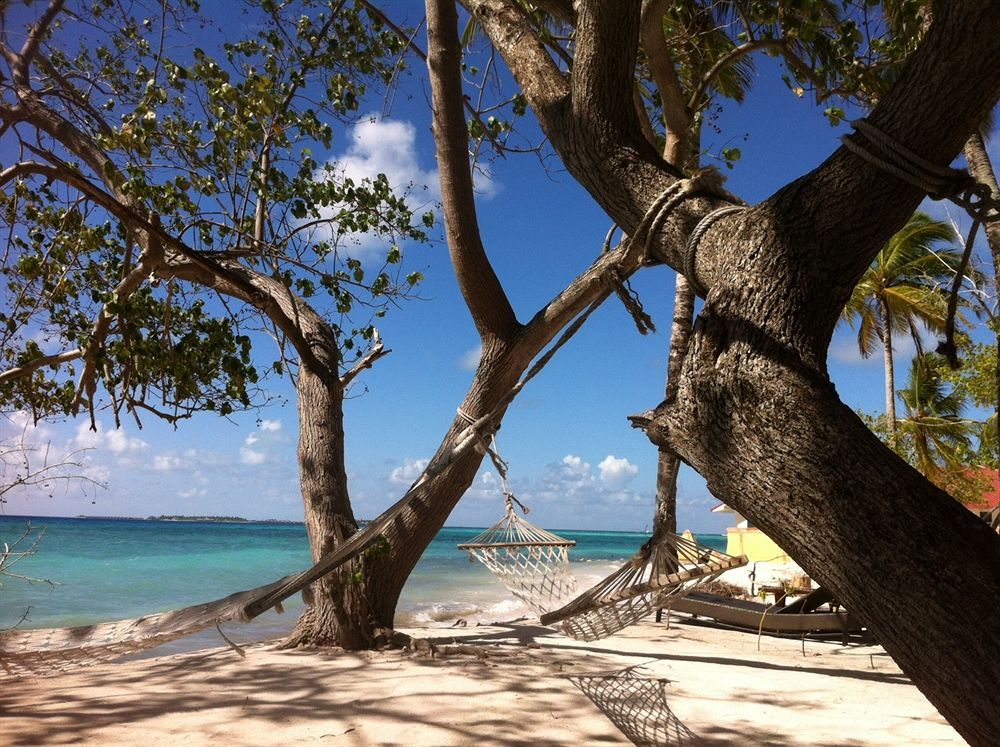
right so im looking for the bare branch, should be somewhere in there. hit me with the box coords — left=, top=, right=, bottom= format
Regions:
left=461, top=0, right=570, bottom=122
left=13, top=0, right=66, bottom=87
left=640, top=0, right=690, bottom=165
left=340, top=330, right=390, bottom=388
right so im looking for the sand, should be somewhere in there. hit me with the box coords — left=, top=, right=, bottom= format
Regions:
left=1, top=614, right=962, bottom=746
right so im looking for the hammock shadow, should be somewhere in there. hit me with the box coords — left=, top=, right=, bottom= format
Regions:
left=414, top=621, right=912, bottom=688
left=561, top=666, right=700, bottom=746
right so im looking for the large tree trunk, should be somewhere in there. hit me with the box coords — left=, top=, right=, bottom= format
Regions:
left=283, top=364, right=375, bottom=650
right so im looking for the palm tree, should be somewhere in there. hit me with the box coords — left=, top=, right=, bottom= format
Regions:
left=897, top=354, right=980, bottom=501
left=842, top=212, right=964, bottom=445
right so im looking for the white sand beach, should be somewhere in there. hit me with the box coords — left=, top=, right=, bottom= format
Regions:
left=1, top=613, right=961, bottom=746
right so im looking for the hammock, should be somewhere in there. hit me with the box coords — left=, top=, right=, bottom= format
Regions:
left=457, top=494, right=578, bottom=615
left=0, top=468, right=418, bottom=678
left=0, top=576, right=292, bottom=678
left=539, top=532, right=746, bottom=642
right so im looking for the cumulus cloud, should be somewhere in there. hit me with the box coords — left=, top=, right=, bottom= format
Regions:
left=309, top=117, right=438, bottom=257
left=239, top=421, right=288, bottom=466
left=597, top=455, right=639, bottom=489
left=153, top=454, right=184, bottom=471
left=72, top=420, right=148, bottom=455
left=389, top=457, right=430, bottom=486
left=828, top=330, right=920, bottom=368
left=458, top=345, right=482, bottom=371
left=517, top=454, right=650, bottom=516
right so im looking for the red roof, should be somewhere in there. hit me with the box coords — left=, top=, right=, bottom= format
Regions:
left=979, top=469, right=1000, bottom=510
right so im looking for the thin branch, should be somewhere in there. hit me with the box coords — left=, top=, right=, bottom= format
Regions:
left=340, top=330, right=389, bottom=387
left=688, top=38, right=786, bottom=112
left=13, top=0, right=66, bottom=86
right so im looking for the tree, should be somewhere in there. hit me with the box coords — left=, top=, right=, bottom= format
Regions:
left=896, top=353, right=982, bottom=501
left=0, top=0, right=649, bottom=654
left=0, top=0, right=431, bottom=649
left=453, top=0, right=1000, bottom=742
left=841, top=212, right=963, bottom=444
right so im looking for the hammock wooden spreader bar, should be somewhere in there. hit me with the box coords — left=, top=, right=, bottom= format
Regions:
left=458, top=497, right=578, bottom=615
left=540, top=532, right=747, bottom=642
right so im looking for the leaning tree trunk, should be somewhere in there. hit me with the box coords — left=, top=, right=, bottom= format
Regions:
left=328, top=340, right=527, bottom=642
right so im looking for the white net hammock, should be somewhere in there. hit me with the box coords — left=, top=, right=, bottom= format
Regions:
left=540, top=531, right=746, bottom=642
left=0, top=575, right=292, bottom=678
left=457, top=495, right=578, bottom=615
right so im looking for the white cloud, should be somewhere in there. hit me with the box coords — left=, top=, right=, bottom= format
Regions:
left=458, top=345, right=482, bottom=371
left=598, top=455, right=639, bottom=489
left=828, top=330, right=920, bottom=368
left=560, top=454, right=593, bottom=479
left=389, top=457, right=430, bottom=486
left=179, top=486, right=208, bottom=498
left=311, top=116, right=438, bottom=257
left=153, top=455, right=183, bottom=471
left=238, top=420, right=288, bottom=466
left=72, top=421, right=147, bottom=454
left=240, top=448, right=267, bottom=466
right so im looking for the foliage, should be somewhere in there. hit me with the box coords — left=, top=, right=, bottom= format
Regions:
left=0, top=0, right=429, bottom=425
left=859, top=352, right=994, bottom=504
left=841, top=212, right=965, bottom=358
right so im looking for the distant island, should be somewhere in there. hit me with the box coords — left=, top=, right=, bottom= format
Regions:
left=147, top=515, right=302, bottom=524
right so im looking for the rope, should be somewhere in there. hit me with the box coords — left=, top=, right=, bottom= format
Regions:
left=842, top=119, right=1000, bottom=368
left=601, top=225, right=656, bottom=335
left=684, top=205, right=748, bottom=297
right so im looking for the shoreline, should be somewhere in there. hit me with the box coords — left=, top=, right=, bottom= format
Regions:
left=1, top=616, right=959, bottom=746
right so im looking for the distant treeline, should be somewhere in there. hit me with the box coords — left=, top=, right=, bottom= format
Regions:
left=146, top=515, right=301, bottom=524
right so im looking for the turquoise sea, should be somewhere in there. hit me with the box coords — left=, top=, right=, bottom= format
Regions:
left=0, top=515, right=724, bottom=655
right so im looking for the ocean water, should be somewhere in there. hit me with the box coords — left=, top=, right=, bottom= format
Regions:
left=0, top=515, right=724, bottom=655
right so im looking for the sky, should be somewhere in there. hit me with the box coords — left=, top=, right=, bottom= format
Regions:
left=1, top=2, right=997, bottom=534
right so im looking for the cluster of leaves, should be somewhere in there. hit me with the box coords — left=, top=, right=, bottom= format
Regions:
left=861, top=352, right=995, bottom=505
left=631, top=0, right=931, bottom=168
left=0, top=0, right=432, bottom=423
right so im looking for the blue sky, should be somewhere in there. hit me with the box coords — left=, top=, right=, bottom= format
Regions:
left=2, top=3, right=996, bottom=533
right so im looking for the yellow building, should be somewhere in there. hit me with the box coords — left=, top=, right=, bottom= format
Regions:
left=711, top=503, right=792, bottom=564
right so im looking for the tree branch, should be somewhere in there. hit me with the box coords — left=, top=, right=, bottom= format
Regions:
left=0, top=349, right=83, bottom=385
left=688, top=38, right=786, bottom=113
left=340, top=330, right=389, bottom=388
left=13, top=0, right=65, bottom=87
left=572, top=0, right=653, bottom=157
left=640, top=0, right=690, bottom=166
left=428, top=0, right=519, bottom=342
left=461, top=0, right=570, bottom=123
